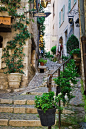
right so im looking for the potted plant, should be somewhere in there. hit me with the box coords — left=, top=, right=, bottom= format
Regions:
left=34, top=91, right=62, bottom=126
left=2, top=47, right=25, bottom=89
left=38, top=58, right=47, bottom=66
left=70, top=48, right=81, bottom=59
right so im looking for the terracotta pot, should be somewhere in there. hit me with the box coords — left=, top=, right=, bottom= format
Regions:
left=8, top=73, right=22, bottom=89
left=73, top=53, right=78, bottom=59
left=40, top=62, right=44, bottom=66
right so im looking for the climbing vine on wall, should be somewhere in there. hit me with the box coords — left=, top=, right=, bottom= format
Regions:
left=1, top=0, right=34, bottom=74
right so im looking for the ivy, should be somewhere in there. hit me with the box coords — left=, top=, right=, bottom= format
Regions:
left=0, top=7, right=7, bottom=12
left=1, top=0, right=33, bottom=74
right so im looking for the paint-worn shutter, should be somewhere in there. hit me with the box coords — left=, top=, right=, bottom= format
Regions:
left=63, top=5, right=65, bottom=21
left=68, top=0, right=71, bottom=12
left=74, top=0, right=77, bottom=4
left=59, top=11, right=61, bottom=27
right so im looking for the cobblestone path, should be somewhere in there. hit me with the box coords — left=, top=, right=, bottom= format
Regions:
left=0, top=59, right=85, bottom=129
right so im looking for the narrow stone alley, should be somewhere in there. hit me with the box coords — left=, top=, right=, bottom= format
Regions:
left=0, top=59, right=85, bottom=129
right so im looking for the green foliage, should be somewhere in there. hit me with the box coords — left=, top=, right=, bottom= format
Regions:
left=70, top=48, right=81, bottom=57
left=44, top=51, right=54, bottom=59
left=1, top=0, right=33, bottom=74
left=38, top=58, right=47, bottom=64
left=53, top=59, right=79, bottom=103
left=62, top=56, right=69, bottom=61
left=0, top=7, right=7, bottom=12
left=51, top=46, right=56, bottom=55
left=67, top=34, right=79, bottom=54
left=35, top=91, right=62, bottom=113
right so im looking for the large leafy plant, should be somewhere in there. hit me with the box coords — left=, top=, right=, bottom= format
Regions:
left=35, top=91, right=62, bottom=113
left=67, top=34, right=79, bottom=54
left=54, top=59, right=79, bottom=103
left=70, top=48, right=81, bottom=57
left=51, top=46, right=56, bottom=55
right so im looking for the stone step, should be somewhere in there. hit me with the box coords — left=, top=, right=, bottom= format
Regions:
left=0, top=118, right=57, bottom=127
left=0, top=98, right=35, bottom=105
left=0, top=105, right=74, bottom=114
left=0, top=125, right=58, bottom=129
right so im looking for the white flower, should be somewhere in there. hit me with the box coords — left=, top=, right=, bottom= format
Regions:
left=65, top=93, right=68, bottom=101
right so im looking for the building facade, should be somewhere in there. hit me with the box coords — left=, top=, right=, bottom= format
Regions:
left=0, top=0, right=38, bottom=90
left=50, top=0, right=80, bottom=56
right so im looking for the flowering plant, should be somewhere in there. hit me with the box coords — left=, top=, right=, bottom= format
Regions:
left=35, top=91, right=62, bottom=113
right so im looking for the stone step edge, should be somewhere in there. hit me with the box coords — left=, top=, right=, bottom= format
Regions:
left=0, top=106, right=74, bottom=114
left=0, top=99, right=35, bottom=105
left=0, top=119, right=57, bottom=127
left=0, top=98, right=67, bottom=106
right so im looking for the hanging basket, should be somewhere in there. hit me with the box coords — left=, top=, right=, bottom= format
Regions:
left=37, top=108, right=56, bottom=126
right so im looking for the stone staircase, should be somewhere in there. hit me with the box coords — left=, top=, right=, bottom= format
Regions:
left=0, top=60, right=75, bottom=128
left=0, top=86, right=74, bottom=129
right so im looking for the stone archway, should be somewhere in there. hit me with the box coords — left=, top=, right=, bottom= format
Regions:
left=0, top=36, right=3, bottom=69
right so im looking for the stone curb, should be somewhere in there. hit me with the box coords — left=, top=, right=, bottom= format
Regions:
left=0, top=99, right=35, bottom=105
left=0, top=106, right=74, bottom=114
left=0, top=119, right=57, bottom=127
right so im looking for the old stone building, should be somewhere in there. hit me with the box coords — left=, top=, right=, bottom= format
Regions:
left=78, top=0, right=86, bottom=93
left=0, top=0, right=38, bottom=91
left=50, top=0, right=80, bottom=56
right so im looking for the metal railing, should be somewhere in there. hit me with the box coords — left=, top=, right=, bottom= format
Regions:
left=47, top=57, right=71, bottom=129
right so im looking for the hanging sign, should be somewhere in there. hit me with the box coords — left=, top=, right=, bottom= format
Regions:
left=68, top=16, right=74, bottom=24
left=34, top=12, right=51, bottom=17
left=0, top=17, right=11, bottom=25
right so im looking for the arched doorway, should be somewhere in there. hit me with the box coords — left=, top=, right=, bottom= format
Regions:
left=59, top=36, right=63, bottom=58
left=0, top=36, right=3, bottom=69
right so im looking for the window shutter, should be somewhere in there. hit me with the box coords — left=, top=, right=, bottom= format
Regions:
left=68, top=0, right=71, bottom=12
left=59, top=11, right=61, bottom=27
left=63, top=5, right=65, bottom=21
left=74, top=0, right=77, bottom=4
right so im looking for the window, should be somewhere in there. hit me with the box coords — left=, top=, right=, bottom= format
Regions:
left=59, top=11, right=61, bottom=27
left=74, top=0, right=77, bottom=4
left=63, top=5, right=65, bottom=21
left=68, top=0, right=71, bottom=12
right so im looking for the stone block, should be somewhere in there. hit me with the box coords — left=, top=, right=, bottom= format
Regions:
left=26, top=108, right=37, bottom=114
left=9, top=120, right=42, bottom=126
left=0, top=107, right=13, bottom=113
left=0, top=119, right=8, bottom=126
left=27, top=100, right=35, bottom=105
left=0, top=99, right=13, bottom=104
left=14, top=107, right=25, bottom=113
left=14, top=100, right=26, bottom=105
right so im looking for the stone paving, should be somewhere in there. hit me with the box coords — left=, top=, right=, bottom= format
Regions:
left=0, top=59, right=85, bottom=129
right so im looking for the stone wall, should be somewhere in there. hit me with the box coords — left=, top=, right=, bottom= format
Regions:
left=0, top=0, right=38, bottom=90
left=78, top=0, right=86, bottom=90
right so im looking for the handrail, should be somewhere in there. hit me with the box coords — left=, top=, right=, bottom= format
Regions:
left=52, top=57, right=71, bottom=75
left=47, top=57, right=71, bottom=92
left=47, top=57, right=71, bottom=129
